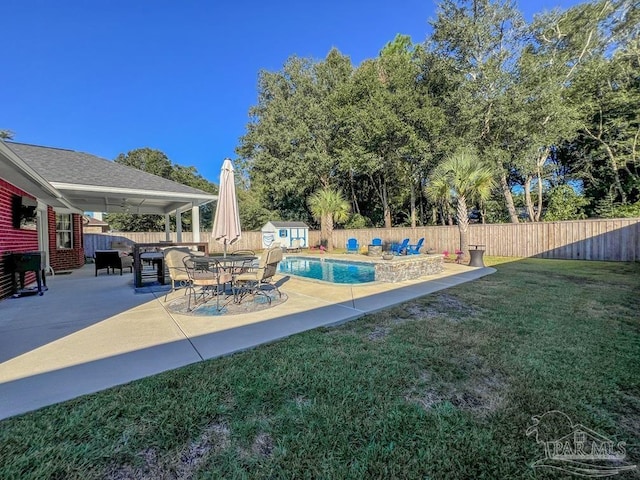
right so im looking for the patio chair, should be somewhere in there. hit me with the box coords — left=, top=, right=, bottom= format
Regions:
left=183, top=256, right=233, bottom=312
left=346, top=238, right=359, bottom=254
left=390, top=238, right=409, bottom=255
left=162, top=247, right=192, bottom=301
left=94, top=250, right=133, bottom=276
left=406, top=238, right=425, bottom=255
left=371, top=238, right=382, bottom=247
left=234, top=246, right=283, bottom=305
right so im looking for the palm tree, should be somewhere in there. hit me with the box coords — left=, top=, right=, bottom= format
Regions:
left=308, top=188, right=350, bottom=252
left=426, top=148, right=495, bottom=258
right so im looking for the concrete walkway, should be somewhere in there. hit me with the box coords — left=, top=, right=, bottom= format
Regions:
left=0, top=259, right=495, bottom=420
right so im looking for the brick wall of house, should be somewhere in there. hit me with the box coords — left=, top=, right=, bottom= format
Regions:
left=48, top=207, right=85, bottom=272
left=0, top=179, right=39, bottom=300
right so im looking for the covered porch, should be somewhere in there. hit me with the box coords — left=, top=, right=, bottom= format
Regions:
left=0, top=141, right=217, bottom=286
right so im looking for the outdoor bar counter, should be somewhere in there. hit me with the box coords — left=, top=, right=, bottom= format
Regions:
left=133, top=242, right=209, bottom=288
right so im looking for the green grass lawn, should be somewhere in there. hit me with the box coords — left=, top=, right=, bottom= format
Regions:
left=1, top=258, right=639, bottom=479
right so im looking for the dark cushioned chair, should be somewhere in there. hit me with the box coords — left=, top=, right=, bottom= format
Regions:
left=95, top=250, right=133, bottom=276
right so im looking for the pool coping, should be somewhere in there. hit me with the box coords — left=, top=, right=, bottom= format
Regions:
left=284, top=252, right=444, bottom=263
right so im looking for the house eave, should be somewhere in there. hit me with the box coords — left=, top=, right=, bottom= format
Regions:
left=0, top=141, right=76, bottom=210
left=50, top=182, right=217, bottom=215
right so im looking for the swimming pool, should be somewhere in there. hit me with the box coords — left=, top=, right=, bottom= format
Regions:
left=278, top=257, right=375, bottom=284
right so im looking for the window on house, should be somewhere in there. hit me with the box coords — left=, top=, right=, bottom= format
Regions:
left=279, top=229, right=288, bottom=238
left=56, top=214, right=73, bottom=249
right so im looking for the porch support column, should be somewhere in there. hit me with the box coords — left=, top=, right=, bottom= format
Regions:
left=192, top=205, right=201, bottom=243
left=176, top=211, right=183, bottom=242
left=164, top=214, right=171, bottom=241
left=37, top=201, right=53, bottom=274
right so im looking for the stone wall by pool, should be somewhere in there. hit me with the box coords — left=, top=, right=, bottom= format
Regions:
left=374, top=254, right=443, bottom=282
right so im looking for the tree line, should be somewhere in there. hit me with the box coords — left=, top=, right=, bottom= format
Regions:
left=236, top=0, right=640, bottom=233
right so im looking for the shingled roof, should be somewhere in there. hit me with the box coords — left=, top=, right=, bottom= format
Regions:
left=6, top=142, right=208, bottom=195
left=268, top=221, right=309, bottom=228
left=4, top=142, right=217, bottom=214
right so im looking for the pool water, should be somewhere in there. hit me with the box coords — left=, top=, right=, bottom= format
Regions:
left=278, top=257, right=375, bottom=284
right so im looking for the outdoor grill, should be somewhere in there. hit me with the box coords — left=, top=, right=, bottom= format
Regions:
left=6, top=251, right=47, bottom=297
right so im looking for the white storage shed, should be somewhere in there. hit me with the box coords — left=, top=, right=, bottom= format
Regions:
left=261, top=221, right=309, bottom=249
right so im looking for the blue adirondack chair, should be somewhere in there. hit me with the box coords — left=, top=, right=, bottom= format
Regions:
left=406, top=238, right=424, bottom=255
left=390, top=238, right=409, bottom=255
left=346, top=238, right=359, bottom=253
left=371, top=238, right=382, bottom=246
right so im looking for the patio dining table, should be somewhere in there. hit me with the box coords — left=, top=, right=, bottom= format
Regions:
left=191, top=255, right=258, bottom=302
left=192, top=255, right=257, bottom=269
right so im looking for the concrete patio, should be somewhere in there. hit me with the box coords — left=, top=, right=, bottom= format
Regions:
left=0, top=258, right=495, bottom=421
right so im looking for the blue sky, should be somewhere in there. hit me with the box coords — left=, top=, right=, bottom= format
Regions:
left=3, top=0, right=583, bottom=185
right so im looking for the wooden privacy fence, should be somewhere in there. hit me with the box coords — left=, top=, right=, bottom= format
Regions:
left=85, top=217, right=640, bottom=262
left=328, top=218, right=639, bottom=261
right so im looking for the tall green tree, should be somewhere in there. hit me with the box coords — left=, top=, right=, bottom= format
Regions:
left=511, top=0, right=625, bottom=221
left=307, top=188, right=350, bottom=252
left=574, top=55, right=640, bottom=207
left=339, top=35, right=442, bottom=228
left=337, top=57, right=402, bottom=228
left=426, top=148, right=495, bottom=256
left=428, top=0, right=526, bottom=223
left=563, top=0, right=640, bottom=210
left=380, top=35, right=446, bottom=227
left=237, top=49, right=353, bottom=223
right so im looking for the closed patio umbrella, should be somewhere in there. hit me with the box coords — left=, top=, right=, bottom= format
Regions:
left=212, top=158, right=241, bottom=256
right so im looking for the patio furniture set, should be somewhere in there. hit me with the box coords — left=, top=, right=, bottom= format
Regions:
left=92, top=241, right=283, bottom=312
left=164, top=245, right=283, bottom=312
